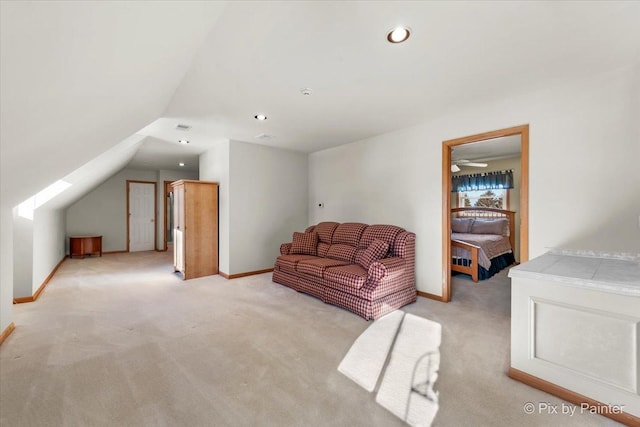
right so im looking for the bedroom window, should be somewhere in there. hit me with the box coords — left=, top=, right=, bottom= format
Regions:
left=457, top=189, right=508, bottom=210
left=452, top=169, right=513, bottom=213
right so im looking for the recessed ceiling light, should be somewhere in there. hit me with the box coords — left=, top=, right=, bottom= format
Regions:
left=254, top=114, right=267, bottom=121
left=179, top=162, right=185, bottom=167
left=387, top=26, right=411, bottom=44
left=178, top=139, right=189, bottom=144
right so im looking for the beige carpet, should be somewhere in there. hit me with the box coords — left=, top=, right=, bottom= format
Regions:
left=338, top=310, right=405, bottom=392
left=375, top=313, right=441, bottom=426
left=0, top=252, right=620, bottom=426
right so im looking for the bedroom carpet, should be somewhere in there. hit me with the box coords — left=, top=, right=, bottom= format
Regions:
left=0, top=251, right=620, bottom=426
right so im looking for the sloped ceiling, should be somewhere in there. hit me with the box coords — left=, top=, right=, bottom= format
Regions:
left=126, top=136, right=200, bottom=172
left=38, top=134, right=146, bottom=211
left=0, top=1, right=227, bottom=208
left=148, top=1, right=640, bottom=153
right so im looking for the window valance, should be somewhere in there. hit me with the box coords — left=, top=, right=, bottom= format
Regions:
left=452, top=170, right=514, bottom=192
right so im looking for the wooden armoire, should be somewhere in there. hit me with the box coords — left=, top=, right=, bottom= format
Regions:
left=171, top=180, right=219, bottom=280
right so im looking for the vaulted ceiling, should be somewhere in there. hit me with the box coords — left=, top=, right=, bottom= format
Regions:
left=2, top=1, right=640, bottom=210
left=0, top=1, right=227, bottom=208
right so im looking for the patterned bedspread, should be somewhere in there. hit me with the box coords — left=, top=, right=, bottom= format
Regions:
left=451, top=233, right=513, bottom=270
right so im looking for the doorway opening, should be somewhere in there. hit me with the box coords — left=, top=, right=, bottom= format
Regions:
left=163, top=180, right=175, bottom=251
left=441, top=125, right=529, bottom=302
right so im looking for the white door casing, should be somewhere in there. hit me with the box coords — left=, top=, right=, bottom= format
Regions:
left=129, top=182, right=155, bottom=252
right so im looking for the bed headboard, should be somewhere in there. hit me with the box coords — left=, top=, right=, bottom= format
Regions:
left=451, top=207, right=516, bottom=250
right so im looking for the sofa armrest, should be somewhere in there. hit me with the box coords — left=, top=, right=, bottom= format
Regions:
left=280, top=243, right=292, bottom=255
left=368, top=257, right=405, bottom=282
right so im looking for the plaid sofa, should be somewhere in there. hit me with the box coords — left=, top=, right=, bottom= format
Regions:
left=272, top=222, right=416, bottom=320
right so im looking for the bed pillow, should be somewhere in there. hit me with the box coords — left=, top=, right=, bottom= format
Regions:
left=355, top=239, right=389, bottom=270
left=451, top=218, right=474, bottom=233
left=290, top=231, right=318, bottom=256
left=470, top=218, right=508, bottom=236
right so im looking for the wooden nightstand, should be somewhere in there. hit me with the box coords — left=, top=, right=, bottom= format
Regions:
left=69, top=235, right=102, bottom=259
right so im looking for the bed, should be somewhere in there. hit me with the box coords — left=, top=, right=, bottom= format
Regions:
left=450, top=207, right=516, bottom=282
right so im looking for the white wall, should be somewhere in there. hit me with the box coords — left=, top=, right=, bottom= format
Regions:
left=32, top=209, right=66, bottom=293
left=11, top=210, right=32, bottom=298
left=0, top=206, right=13, bottom=331
left=229, top=141, right=308, bottom=275
left=199, top=140, right=309, bottom=276
left=199, top=140, right=231, bottom=274
left=12, top=208, right=66, bottom=299
left=156, top=169, right=199, bottom=249
left=66, top=166, right=198, bottom=253
left=310, top=64, right=640, bottom=296
left=66, top=168, right=157, bottom=252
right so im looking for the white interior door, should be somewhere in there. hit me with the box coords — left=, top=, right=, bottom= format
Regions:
left=129, top=182, right=155, bottom=252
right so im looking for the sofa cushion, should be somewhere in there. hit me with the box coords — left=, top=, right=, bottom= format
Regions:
left=324, top=264, right=368, bottom=290
left=280, top=243, right=292, bottom=256
left=451, top=217, right=474, bottom=233
left=368, top=257, right=405, bottom=282
left=332, top=223, right=368, bottom=246
left=326, top=244, right=358, bottom=263
left=317, top=242, right=330, bottom=257
left=276, top=254, right=319, bottom=274
left=359, top=225, right=404, bottom=252
left=355, top=239, right=389, bottom=270
left=296, top=258, right=348, bottom=278
left=314, top=222, right=340, bottom=244
left=290, top=231, right=318, bottom=256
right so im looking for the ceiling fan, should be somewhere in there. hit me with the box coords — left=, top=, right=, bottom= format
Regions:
left=451, top=160, right=488, bottom=173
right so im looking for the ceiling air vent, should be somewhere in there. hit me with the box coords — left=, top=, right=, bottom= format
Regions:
left=254, top=133, right=275, bottom=141
left=175, top=124, right=191, bottom=131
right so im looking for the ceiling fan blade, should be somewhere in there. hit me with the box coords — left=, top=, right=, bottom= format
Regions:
left=463, top=162, right=488, bottom=167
